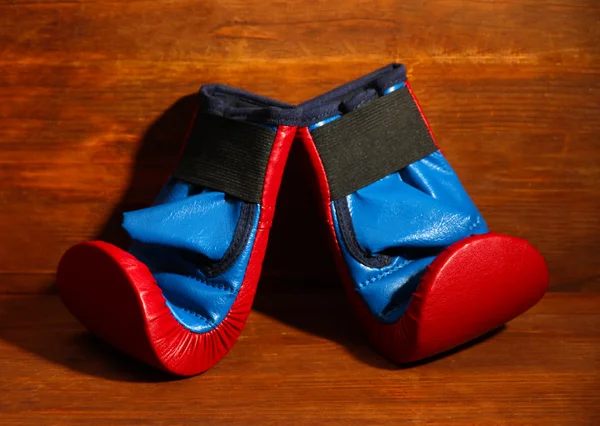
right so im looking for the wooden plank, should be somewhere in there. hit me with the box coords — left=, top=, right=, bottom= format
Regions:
left=0, top=293, right=598, bottom=425
left=0, top=0, right=599, bottom=293
left=1, top=71, right=599, bottom=292
left=1, top=1, right=598, bottom=65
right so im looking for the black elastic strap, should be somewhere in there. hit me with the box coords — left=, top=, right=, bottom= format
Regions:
left=173, top=113, right=277, bottom=204
left=311, top=86, right=438, bottom=200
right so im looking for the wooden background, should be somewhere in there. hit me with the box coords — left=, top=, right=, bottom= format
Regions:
left=0, top=0, right=599, bottom=424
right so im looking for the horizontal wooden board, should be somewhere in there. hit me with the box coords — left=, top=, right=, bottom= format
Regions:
left=1, top=0, right=599, bottom=293
left=0, top=293, right=598, bottom=425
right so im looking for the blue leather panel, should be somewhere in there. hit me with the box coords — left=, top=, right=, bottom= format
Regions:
left=124, top=178, right=260, bottom=333
left=348, top=151, right=487, bottom=255
left=156, top=209, right=258, bottom=333
left=124, top=180, right=240, bottom=261
left=331, top=152, right=488, bottom=323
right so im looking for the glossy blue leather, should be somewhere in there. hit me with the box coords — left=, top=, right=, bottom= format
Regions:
left=124, top=178, right=259, bottom=333
left=312, top=88, right=488, bottom=324
left=333, top=151, right=488, bottom=323
left=348, top=152, right=486, bottom=255
left=125, top=180, right=241, bottom=261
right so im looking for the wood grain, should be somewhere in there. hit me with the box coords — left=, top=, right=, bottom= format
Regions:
left=1, top=2, right=599, bottom=424
left=0, top=292, right=598, bottom=425
left=1, top=0, right=599, bottom=293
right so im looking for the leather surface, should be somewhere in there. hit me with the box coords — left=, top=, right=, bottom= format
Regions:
left=338, top=150, right=488, bottom=322
left=125, top=182, right=241, bottom=262
left=354, top=233, right=550, bottom=363
left=349, top=151, right=486, bottom=254
left=297, top=73, right=549, bottom=363
left=123, top=181, right=258, bottom=333
left=56, top=125, right=297, bottom=376
left=131, top=205, right=259, bottom=333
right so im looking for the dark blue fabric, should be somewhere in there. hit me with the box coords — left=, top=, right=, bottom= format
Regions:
left=122, top=85, right=293, bottom=332
left=300, top=63, right=407, bottom=127
left=303, top=65, right=488, bottom=322
left=200, top=84, right=301, bottom=127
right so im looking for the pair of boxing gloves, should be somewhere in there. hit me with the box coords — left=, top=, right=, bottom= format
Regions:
left=57, top=64, right=549, bottom=376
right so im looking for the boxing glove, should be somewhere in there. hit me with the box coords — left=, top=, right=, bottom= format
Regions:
left=297, top=63, right=549, bottom=363
left=57, top=85, right=299, bottom=376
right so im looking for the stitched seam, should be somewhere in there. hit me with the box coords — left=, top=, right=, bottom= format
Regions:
left=357, top=258, right=411, bottom=289
left=177, top=273, right=234, bottom=293
left=168, top=301, right=214, bottom=324
left=467, top=215, right=482, bottom=232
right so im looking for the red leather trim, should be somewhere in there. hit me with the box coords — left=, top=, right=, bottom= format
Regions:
left=260, top=126, right=297, bottom=222
left=354, top=233, right=549, bottom=363
left=57, top=125, right=297, bottom=376
left=296, top=128, right=332, bottom=220
left=296, top=127, right=550, bottom=363
left=297, top=127, right=370, bottom=318
left=405, top=81, right=441, bottom=151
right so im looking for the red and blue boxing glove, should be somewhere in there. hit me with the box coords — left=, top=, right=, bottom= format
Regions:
left=297, top=63, right=549, bottom=363
left=57, top=85, right=299, bottom=376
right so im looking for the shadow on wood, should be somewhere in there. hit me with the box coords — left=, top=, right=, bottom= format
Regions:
left=95, top=93, right=198, bottom=249
left=0, top=295, right=181, bottom=383
left=0, top=290, right=505, bottom=382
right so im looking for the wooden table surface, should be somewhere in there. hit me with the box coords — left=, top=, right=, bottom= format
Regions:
left=1, top=0, right=599, bottom=424
left=0, top=292, right=598, bottom=425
